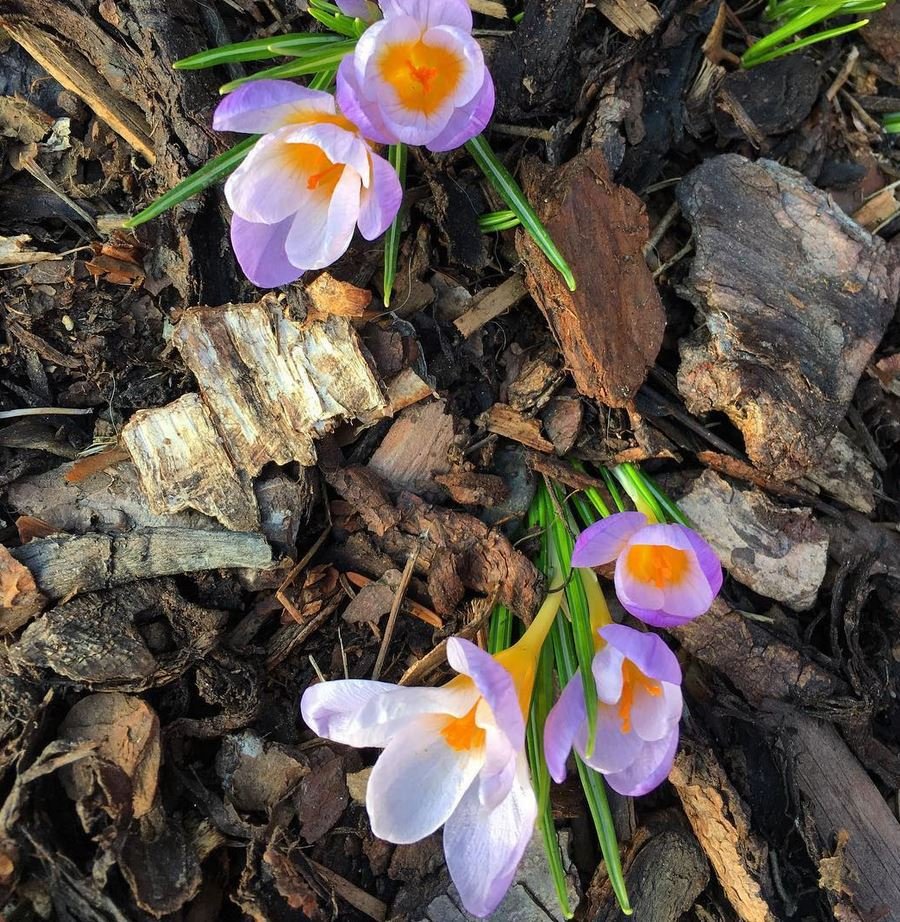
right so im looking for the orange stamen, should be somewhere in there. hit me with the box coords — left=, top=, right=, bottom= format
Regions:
left=617, top=660, right=662, bottom=734
left=625, top=544, right=690, bottom=589
left=306, top=162, right=344, bottom=191
left=406, top=59, right=438, bottom=93
left=441, top=704, right=485, bottom=752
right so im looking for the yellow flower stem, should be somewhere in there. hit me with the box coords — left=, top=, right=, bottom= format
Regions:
left=581, top=568, right=612, bottom=642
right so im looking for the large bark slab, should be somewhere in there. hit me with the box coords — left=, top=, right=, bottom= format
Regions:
left=775, top=711, right=900, bottom=921
left=677, top=154, right=900, bottom=479
left=518, top=149, right=665, bottom=408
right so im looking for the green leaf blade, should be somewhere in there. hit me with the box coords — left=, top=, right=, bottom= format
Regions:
left=124, top=135, right=259, bottom=229
left=383, top=143, right=408, bottom=308
left=174, top=33, right=343, bottom=70
left=466, top=134, right=577, bottom=291
left=218, top=40, right=357, bottom=94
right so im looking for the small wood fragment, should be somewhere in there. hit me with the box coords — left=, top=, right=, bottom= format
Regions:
left=594, top=0, right=661, bottom=38
left=518, top=150, right=665, bottom=407
left=542, top=396, right=583, bottom=455
left=368, top=400, right=465, bottom=494
left=479, top=403, right=554, bottom=453
left=433, top=472, right=510, bottom=507
left=453, top=275, right=528, bottom=339
left=0, top=544, right=47, bottom=635
left=305, top=272, right=373, bottom=318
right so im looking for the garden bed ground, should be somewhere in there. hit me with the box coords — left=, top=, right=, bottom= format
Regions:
left=1, top=1, right=900, bottom=920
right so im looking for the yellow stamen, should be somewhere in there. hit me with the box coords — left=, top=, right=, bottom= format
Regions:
left=626, top=544, right=689, bottom=589
left=617, top=660, right=661, bottom=734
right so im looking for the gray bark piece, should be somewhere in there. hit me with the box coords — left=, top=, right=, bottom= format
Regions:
left=679, top=470, right=828, bottom=610
left=11, top=528, right=271, bottom=601
left=676, top=154, right=900, bottom=479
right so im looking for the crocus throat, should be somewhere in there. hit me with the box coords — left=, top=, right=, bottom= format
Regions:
left=441, top=703, right=485, bottom=751
left=307, top=162, right=344, bottom=191
left=617, top=659, right=661, bottom=734
left=626, top=544, right=690, bottom=589
left=378, top=38, right=464, bottom=116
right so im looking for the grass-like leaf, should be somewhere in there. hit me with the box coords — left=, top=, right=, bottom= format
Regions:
left=308, top=0, right=369, bottom=37
left=466, top=134, right=577, bottom=291
left=124, top=135, right=259, bottom=229
left=884, top=112, right=900, bottom=134
left=218, top=40, right=357, bottom=93
left=742, top=0, right=884, bottom=68
left=479, top=209, right=521, bottom=232
left=542, top=484, right=599, bottom=753
left=174, top=33, right=343, bottom=69
left=383, top=143, right=408, bottom=308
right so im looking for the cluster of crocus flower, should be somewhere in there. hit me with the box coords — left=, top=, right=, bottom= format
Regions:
left=216, top=0, right=494, bottom=287
left=300, top=509, right=723, bottom=917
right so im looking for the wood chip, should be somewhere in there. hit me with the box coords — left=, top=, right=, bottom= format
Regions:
left=123, top=394, right=260, bottom=532
left=453, top=274, right=528, bottom=338
left=852, top=185, right=900, bottom=231
left=0, top=20, right=155, bottom=162
left=368, top=399, right=466, bottom=494
left=676, top=154, right=900, bottom=479
left=123, top=305, right=386, bottom=529
left=305, top=272, right=373, bottom=318
left=433, top=472, right=510, bottom=506
left=518, top=149, right=665, bottom=407
left=11, top=529, right=271, bottom=602
left=776, top=711, right=900, bottom=921
left=479, top=403, right=554, bottom=453
left=542, top=396, right=583, bottom=455
left=594, top=0, right=661, bottom=38
left=0, top=544, right=47, bottom=635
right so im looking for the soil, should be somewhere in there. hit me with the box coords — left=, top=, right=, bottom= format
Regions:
left=1, top=1, right=900, bottom=921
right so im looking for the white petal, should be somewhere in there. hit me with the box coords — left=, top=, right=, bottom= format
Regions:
left=443, top=752, right=537, bottom=918
left=367, top=716, right=483, bottom=844
left=630, top=681, right=682, bottom=742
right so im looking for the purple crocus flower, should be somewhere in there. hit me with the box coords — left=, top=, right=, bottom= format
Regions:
left=213, top=80, right=402, bottom=287
left=336, top=0, right=495, bottom=151
left=544, top=624, right=683, bottom=797
left=571, top=512, right=723, bottom=628
left=301, top=638, right=535, bottom=917
left=300, top=589, right=565, bottom=918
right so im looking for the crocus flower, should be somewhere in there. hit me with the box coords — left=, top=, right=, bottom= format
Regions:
left=571, top=512, right=722, bottom=628
left=299, top=590, right=561, bottom=917
left=544, top=624, right=683, bottom=797
left=336, top=0, right=495, bottom=152
left=213, top=80, right=402, bottom=287
left=336, top=0, right=380, bottom=21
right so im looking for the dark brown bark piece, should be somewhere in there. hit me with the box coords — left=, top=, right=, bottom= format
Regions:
left=589, top=820, right=709, bottom=922
left=518, top=149, right=665, bottom=408
left=7, top=580, right=225, bottom=690
left=433, top=472, right=510, bottom=507
left=397, top=493, right=543, bottom=620
left=775, top=711, right=900, bottom=921
left=713, top=56, right=820, bottom=139
left=676, top=154, right=900, bottom=479
left=672, top=598, right=846, bottom=707
left=542, top=396, right=583, bottom=455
